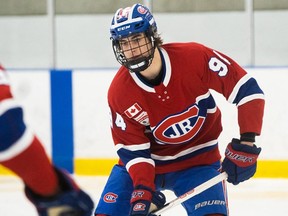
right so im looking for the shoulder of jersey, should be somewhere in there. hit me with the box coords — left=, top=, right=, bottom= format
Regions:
left=108, top=66, right=135, bottom=99
left=162, top=42, right=206, bottom=51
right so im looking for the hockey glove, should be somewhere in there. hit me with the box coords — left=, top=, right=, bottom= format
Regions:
left=129, top=185, right=166, bottom=216
left=222, top=138, right=262, bottom=185
left=25, top=167, right=94, bottom=216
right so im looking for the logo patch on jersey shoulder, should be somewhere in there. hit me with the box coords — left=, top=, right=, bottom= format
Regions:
left=103, top=192, right=118, bottom=203
left=124, top=103, right=142, bottom=118
left=134, top=111, right=149, bottom=126
left=153, top=105, right=205, bottom=144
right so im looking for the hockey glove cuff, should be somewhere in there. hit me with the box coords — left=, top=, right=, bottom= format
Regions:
left=25, top=167, right=94, bottom=216
left=222, top=138, right=261, bottom=185
left=129, top=185, right=166, bottom=216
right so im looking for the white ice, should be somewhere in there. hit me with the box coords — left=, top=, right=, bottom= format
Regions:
left=0, top=175, right=287, bottom=216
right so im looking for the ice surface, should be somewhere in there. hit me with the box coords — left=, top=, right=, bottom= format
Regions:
left=0, top=175, right=287, bottom=216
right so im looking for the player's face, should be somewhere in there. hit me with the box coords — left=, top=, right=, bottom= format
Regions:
left=119, top=33, right=152, bottom=60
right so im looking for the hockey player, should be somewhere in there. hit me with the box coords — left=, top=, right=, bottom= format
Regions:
left=0, top=64, right=94, bottom=216
left=95, top=3, right=264, bottom=216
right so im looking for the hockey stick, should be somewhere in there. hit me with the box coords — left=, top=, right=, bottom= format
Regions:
left=151, top=172, right=228, bottom=216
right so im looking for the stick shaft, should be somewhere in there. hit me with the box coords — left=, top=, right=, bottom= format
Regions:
left=152, top=172, right=228, bottom=215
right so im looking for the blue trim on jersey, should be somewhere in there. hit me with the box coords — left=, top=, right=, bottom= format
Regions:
left=117, top=148, right=151, bottom=165
left=197, top=94, right=216, bottom=115
left=50, top=70, right=74, bottom=173
left=233, top=78, right=264, bottom=104
left=0, top=108, right=26, bottom=151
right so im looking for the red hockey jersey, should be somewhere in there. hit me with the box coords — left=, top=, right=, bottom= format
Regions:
left=108, top=42, right=265, bottom=189
left=0, top=65, right=59, bottom=196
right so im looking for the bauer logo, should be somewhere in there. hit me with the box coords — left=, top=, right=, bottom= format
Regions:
left=225, top=147, right=255, bottom=164
left=195, top=200, right=226, bottom=210
left=103, top=192, right=118, bottom=203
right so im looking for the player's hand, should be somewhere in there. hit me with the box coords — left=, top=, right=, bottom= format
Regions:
left=222, top=138, right=262, bottom=185
left=25, top=167, right=94, bottom=216
left=129, top=185, right=166, bottom=216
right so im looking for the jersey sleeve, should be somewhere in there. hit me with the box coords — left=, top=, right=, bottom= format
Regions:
left=108, top=102, right=156, bottom=190
left=0, top=68, right=28, bottom=155
left=0, top=66, right=59, bottom=196
left=201, top=46, right=265, bottom=136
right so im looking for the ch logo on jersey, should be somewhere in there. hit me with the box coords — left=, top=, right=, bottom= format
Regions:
left=153, top=105, right=205, bottom=144
left=103, top=192, right=118, bottom=203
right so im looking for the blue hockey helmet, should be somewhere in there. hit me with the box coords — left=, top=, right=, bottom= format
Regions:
left=110, top=4, right=158, bottom=72
left=110, top=3, right=157, bottom=40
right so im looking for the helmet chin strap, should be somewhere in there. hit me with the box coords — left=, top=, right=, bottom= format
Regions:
left=128, top=57, right=151, bottom=73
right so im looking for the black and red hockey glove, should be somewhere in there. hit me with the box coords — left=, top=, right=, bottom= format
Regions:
left=222, top=138, right=262, bottom=185
left=129, top=185, right=166, bottom=216
left=25, top=167, right=94, bottom=216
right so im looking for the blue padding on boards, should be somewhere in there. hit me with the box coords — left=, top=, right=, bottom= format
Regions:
left=50, top=70, right=74, bottom=173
